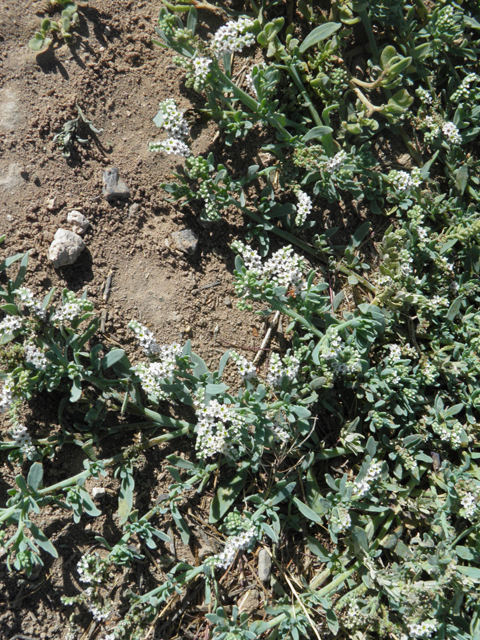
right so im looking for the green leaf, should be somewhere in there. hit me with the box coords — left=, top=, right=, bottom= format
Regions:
left=186, top=5, right=197, bottom=33
left=306, top=535, right=330, bottom=561
left=326, top=608, right=339, bottom=635
left=455, top=164, right=469, bottom=195
left=102, top=349, right=126, bottom=370
left=27, top=463, right=43, bottom=491
left=385, top=89, right=413, bottom=114
left=299, top=22, right=341, bottom=53
left=302, top=125, right=334, bottom=142
left=118, top=467, right=134, bottom=525
left=457, top=565, right=480, bottom=580
left=209, top=465, right=248, bottom=523
left=380, top=45, right=397, bottom=69
left=15, top=475, right=29, bottom=494
left=387, top=56, right=412, bottom=76
left=293, top=496, right=322, bottom=524
left=27, top=522, right=58, bottom=558
left=29, top=33, right=46, bottom=51
left=447, top=296, right=464, bottom=322
left=205, top=383, right=229, bottom=395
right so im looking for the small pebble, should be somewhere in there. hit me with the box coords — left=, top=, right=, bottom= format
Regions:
left=48, top=229, right=85, bottom=268
left=102, top=167, right=130, bottom=201
left=258, top=548, right=272, bottom=582
left=171, top=228, right=199, bottom=255
left=224, top=297, right=232, bottom=308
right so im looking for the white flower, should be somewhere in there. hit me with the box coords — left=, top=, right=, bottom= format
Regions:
left=389, top=168, right=422, bottom=193
left=231, top=351, right=256, bottom=380
left=352, top=461, right=382, bottom=498
left=149, top=137, right=191, bottom=157
left=154, top=99, right=189, bottom=139
left=0, top=315, right=23, bottom=335
left=0, top=375, right=17, bottom=414
left=213, top=526, right=256, bottom=569
left=129, top=320, right=160, bottom=356
left=266, top=352, right=300, bottom=388
left=192, top=56, right=212, bottom=84
left=195, top=398, right=245, bottom=459
left=24, top=343, right=48, bottom=371
left=461, top=492, right=476, bottom=519
left=407, top=619, right=437, bottom=638
left=134, top=344, right=182, bottom=402
left=15, top=287, right=47, bottom=320
left=295, top=190, right=312, bottom=226
left=325, top=150, right=347, bottom=174
left=210, top=17, right=255, bottom=59
left=442, top=121, right=462, bottom=145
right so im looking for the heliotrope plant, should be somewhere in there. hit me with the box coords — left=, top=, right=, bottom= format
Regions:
left=4, top=0, right=480, bottom=639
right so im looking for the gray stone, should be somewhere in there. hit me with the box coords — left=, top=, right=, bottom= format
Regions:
left=258, top=548, right=272, bottom=582
left=129, top=202, right=140, bottom=216
left=67, top=210, right=90, bottom=235
left=171, top=228, right=199, bottom=255
left=48, top=229, right=86, bottom=268
left=102, top=167, right=130, bottom=201
left=224, top=297, right=232, bottom=308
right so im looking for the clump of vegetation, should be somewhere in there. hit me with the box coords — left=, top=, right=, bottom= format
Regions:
left=29, top=0, right=80, bottom=51
left=53, top=104, right=103, bottom=158
left=4, top=1, right=480, bottom=639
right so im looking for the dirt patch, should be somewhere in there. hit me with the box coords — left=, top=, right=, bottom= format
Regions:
left=0, top=1, right=269, bottom=637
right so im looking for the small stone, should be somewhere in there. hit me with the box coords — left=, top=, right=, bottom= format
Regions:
left=67, top=210, right=90, bottom=235
left=258, top=548, right=272, bottom=582
left=48, top=229, right=85, bottom=268
left=102, top=167, right=130, bottom=201
left=91, top=487, right=106, bottom=498
left=171, top=228, right=199, bottom=256
left=104, top=25, right=112, bottom=37
left=129, top=202, right=140, bottom=216
left=224, top=297, right=232, bottom=308
left=238, top=588, right=260, bottom=613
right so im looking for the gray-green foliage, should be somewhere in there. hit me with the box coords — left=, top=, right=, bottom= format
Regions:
left=29, top=0, right=80, bottom=51
left=4, top=1, right=480, bottom=639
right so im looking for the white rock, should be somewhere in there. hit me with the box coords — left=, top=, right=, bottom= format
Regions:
left=67, top=210, right=90, bottom=235
left=48, top=229, right=85, bottom=268
left=258, top=548, right=272, bottom=582
left=92, top=487, right=106, bottom=498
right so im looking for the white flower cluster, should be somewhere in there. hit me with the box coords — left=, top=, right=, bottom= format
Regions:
left=128, top=320, right=160, bottom=356
left=233, top=241, right=306, bottom=294
left=192, top=56, right=212, bottom=85
left=195, top=398, right=245, bottom=459
left=352, top=461, right=382, bottom=499
left=460, top=492, right=477, bottom=519
left=213, top=526, right=256, bottom=569
left=431, top=419, right=468, bottom=450
left=266, top=352, right=300, bottom=388
left=53, top=292, right=92, bottom=323
left=0, top=315, right=23, bottom=336
left=437, top=255, right=454, bottom=273
left=407, top=620, right=437, bottom=638
left=387, top=344, right=402, bottom=361
left=415, top=87, right=433, bottom=104
left=77, top=553, right=104, bottom=585
left=325, top=150, right=347, bottom=174
left=442, top=121, right=462, bottom=145
left=0, top=376, right=16, bottom=414
left=270, top=420, right=290, bottom=443
left=149, top=137, right=191, bottom=157
left=24, top=343, right=48, bottom=371
left=231, top=351, right=256, bottom=380
left=134, top=344, right=182, bottom=402
left=149, top=99, right=190, bottom=157
left=295, top=190, right=313, bottom=226
left=210, top=17, right=255, bottom=59
left=11, top=424, right=36, bottom=459
left=331, top=506, right=351, bottom=533
left=321, top=330, right=360, bottom=376
left=15, top=287, right=47, bottom=320
left=388, top=168, right=422, bottom=193
left=88, top=601, right=110, bottom=622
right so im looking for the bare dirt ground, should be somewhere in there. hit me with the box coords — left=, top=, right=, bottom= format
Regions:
left=0, top=1, right=271, bottom=637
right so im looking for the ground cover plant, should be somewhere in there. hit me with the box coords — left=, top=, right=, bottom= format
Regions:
left=3, top=0, right=480, bottom=638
